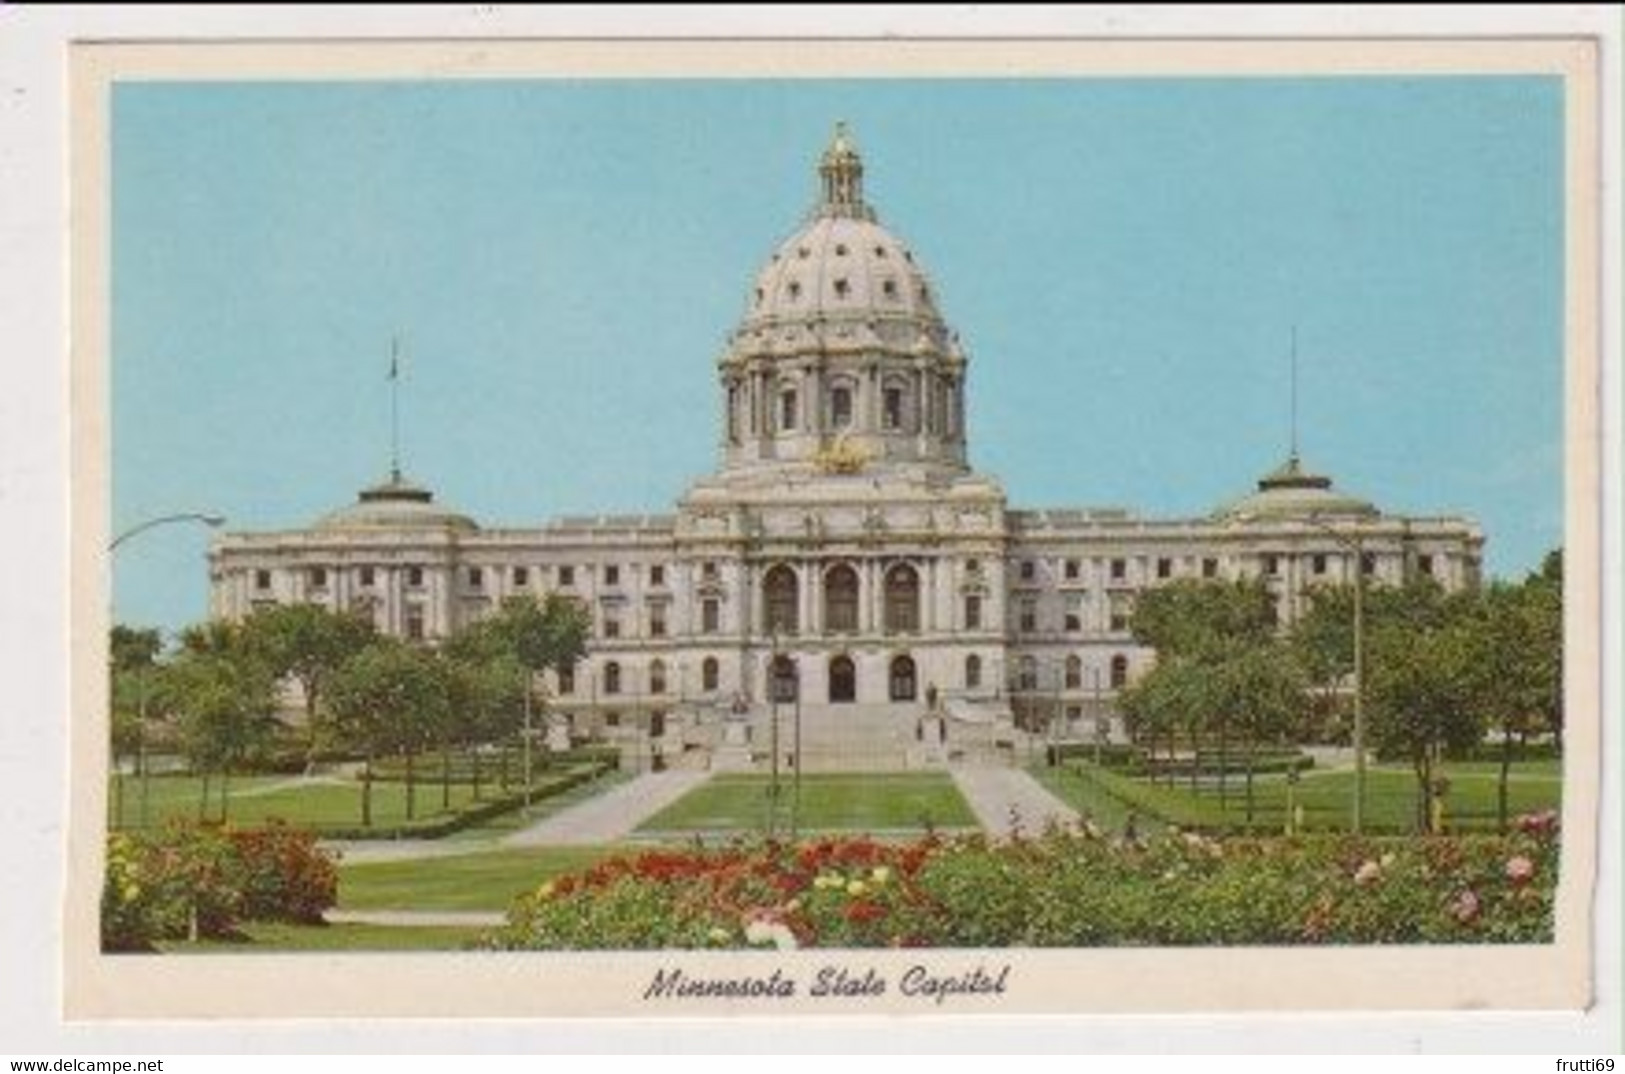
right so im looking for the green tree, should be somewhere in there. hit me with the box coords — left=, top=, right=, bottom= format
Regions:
left=328, top=639, right=451, bottom=826
left=1466, top=559, right=1562, bottom=830
left=242, top=603, right=376, bottom=769
left=109, top=626, right=164, bottom=829
left=1358, top=582, right=1484, bottom=832
left=163, top=624, right=280, bottom=822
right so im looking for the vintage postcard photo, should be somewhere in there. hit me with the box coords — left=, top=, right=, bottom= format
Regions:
left=65, top=36, right=1602, bottom=1020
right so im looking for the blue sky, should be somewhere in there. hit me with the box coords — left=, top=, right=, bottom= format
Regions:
left=111, top=77, right=1564, bottom=632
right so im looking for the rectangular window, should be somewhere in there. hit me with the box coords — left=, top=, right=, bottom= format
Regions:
left=603, top=615, right=621, bottom=639
left=650, top=564, right=665, bottom=587
left=1019, top=599, right=1037, bottom=634
left=309, top=567, right=328, bottom=588
left=1361, top=552, right=1377, bottom=576
left=557, top=666, right=574, bottom=695
left=467, top=566, right=483, bottom=588
left=513, top=566, right=529, bottom=587
left=702, top=599, right=720, bottom=634
left=702, top=561, right=718, bottom=582
left=1263, top=554, right=1280, bottom=577
left=359, top=566, right=375, bottom=587
left=1110, top=558, right=1126, bottom=581
left=1157, top=557, right=1173, bottom=579
left=883, top=386, right=904, bottom=429
left=1312, top=554, right=1327, bottom=575
left=255, top=569, right=272, bottom=590
left=779, top=390, right=798, bottom=431
left=1202, top=558, right=1219, bottom=579
left=558, top=565, right=575, bottom=587
left=1418, top=554, right=1434, bottom=576
left=1064, top=558, right=1080, bottom=581
left=649, top=604, right=667, bottom=638
left=1020, top=560, right=1036, bottom=581
left=405, top=605, right=425, bottom=641
left=1065, top=613, right=1081, bottom=633
left=406, top=566, right=424, bottom=588
left=964, top=594, right=982, bottom=631
left=604, top=565, right=620, bottom=587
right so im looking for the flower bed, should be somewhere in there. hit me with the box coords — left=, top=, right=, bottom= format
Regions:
left=486, top=811, right=1559, bottom=950
left=103, top=820, right=339, bottom=952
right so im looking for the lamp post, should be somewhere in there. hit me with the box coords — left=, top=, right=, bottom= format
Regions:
left=109, top=512, right=225, bottom=829
left=110, top=512, right=226, bottom=552
left=1305, top=515, right=1367, bottom=834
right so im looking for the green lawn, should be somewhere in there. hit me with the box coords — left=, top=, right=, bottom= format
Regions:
left=155, top=920, right=487, bottom=953
left=635, top=772, right=976, bottom=834
left=109, top=773, right=489, bottom=831
left=339, top=846, right=620, bottom=912
left=1069, top=760, right=1561, bottom=834
left=1028, top=764, right=1162, bottom=837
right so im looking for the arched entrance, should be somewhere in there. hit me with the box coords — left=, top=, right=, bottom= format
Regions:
left=828, top=654, right=856, bottom=703
left=889, top=654, right=917, bottom=702
left=769, top=653, right=799, bottom=703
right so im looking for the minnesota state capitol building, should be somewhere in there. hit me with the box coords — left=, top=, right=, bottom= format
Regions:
left=210, top=126, right=1483, bottom=771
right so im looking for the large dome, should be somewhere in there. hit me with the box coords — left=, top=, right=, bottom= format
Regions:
left=1214, top=454, right=1378, bottom=522
left=715, top=125, right=969, bottom=478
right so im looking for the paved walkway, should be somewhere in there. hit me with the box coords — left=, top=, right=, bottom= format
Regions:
left=503, top=768, right=713, bottom=846
left=951, top=767, right=1080, bottom=837
left=325, top=909, right=505, bottom=928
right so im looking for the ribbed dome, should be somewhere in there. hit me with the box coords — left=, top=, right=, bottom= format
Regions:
left=316, top=474, right=478, bottom=533
left=1215, top=455, right=1378, bottom=522
left=724, top=123, right=959, bottom=363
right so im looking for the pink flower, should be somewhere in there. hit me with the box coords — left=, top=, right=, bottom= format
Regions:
left=1505, top=856, right=1536, bottom=886
left=1451, top=889, right=1481, bottom=924
left=1353, top=860, right=1382, bottom=887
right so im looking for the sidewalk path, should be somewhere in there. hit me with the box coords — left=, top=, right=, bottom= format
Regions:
left=325, top=909, right=504, bottom=928
left=503, top=769, right=713, bottom=846
left=951, top=767, right=1080, bottom=837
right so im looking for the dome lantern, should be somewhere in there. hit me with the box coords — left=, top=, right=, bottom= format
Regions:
left=816, top=122, right=874, bottom=222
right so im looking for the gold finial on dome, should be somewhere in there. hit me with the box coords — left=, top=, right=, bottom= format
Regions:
left=817, top=121, right=872, bottom=220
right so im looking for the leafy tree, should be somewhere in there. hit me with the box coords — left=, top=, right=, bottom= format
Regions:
left=242, top=603, right=376, bottom=768
left=1358, top=582, right=1484, bottom=832
left=1465, top=560, right=1562, bottom=830
left=163, top=625, right=280, bottom=822
left=328, top=638, right=451, bottom=825
left=109, top=626, right=163, bottom=829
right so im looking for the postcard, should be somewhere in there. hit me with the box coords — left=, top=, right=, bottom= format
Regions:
left=66, top=34, right=1602, bottom=1023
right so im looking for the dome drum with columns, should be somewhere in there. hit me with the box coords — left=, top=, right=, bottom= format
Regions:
left=209, top=125, right=1484, bottom=773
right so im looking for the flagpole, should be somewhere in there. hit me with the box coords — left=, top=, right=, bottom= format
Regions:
left=389, top=336, right=401, bottom=482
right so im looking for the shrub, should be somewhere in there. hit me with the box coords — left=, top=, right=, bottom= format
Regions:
left=101, top=820, right=338, bottom=951
left=485, top=813, right=1560, bottom=951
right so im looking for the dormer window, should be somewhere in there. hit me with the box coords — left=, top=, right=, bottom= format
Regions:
left=787, top=281, right=802, bottom=301
left=881, top=279, right=898, bottom=299
left=833, top=278, right=850, bottom=299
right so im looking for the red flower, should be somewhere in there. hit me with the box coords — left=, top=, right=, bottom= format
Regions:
left=844, top=899, right=886, bottom=925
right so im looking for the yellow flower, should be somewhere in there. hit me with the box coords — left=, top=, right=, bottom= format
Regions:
left=870, top=866, right=892, bottom=885
left=536, top=881, right=555, bottom=899
left=846, top=879, right=867, bottom=897
left=708, top=926, right=732, bottom=944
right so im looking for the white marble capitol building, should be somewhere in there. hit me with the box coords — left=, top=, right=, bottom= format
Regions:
left=210, top=126, right=1483, bottom=771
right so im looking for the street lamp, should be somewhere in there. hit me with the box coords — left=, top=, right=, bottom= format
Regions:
left=1304, top=514, right=1367, bottom=834
left=110, top=512, right=226, bottom=551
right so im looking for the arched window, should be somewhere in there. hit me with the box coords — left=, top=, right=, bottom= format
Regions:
left=604, top=661, right=621, bottom=696
left=1110, top=654, right=1129, bottom=689
left=830, top=384, right=854, bottom=429
left=701, top=656, right=720, bottom=693
left=649, top=658, right=667, bottom=695
left=770, top=654, right=798, bottom=703
left=829, top=654, right=856, bottom=703
left=824, top=563, right=859, bottom=633
left=779, top=388, right=798, bottom=432
left=889, top=654, right=917, bottom=702
left=884, top=563, right=920, bottom=634
left=1017, top=655, right=1038, bottom=692
left=965, top=653, right=982, bottom=690
left=763, top=564, right=798, bottom=635
left=1065, top=654, right=1083, bottom=690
